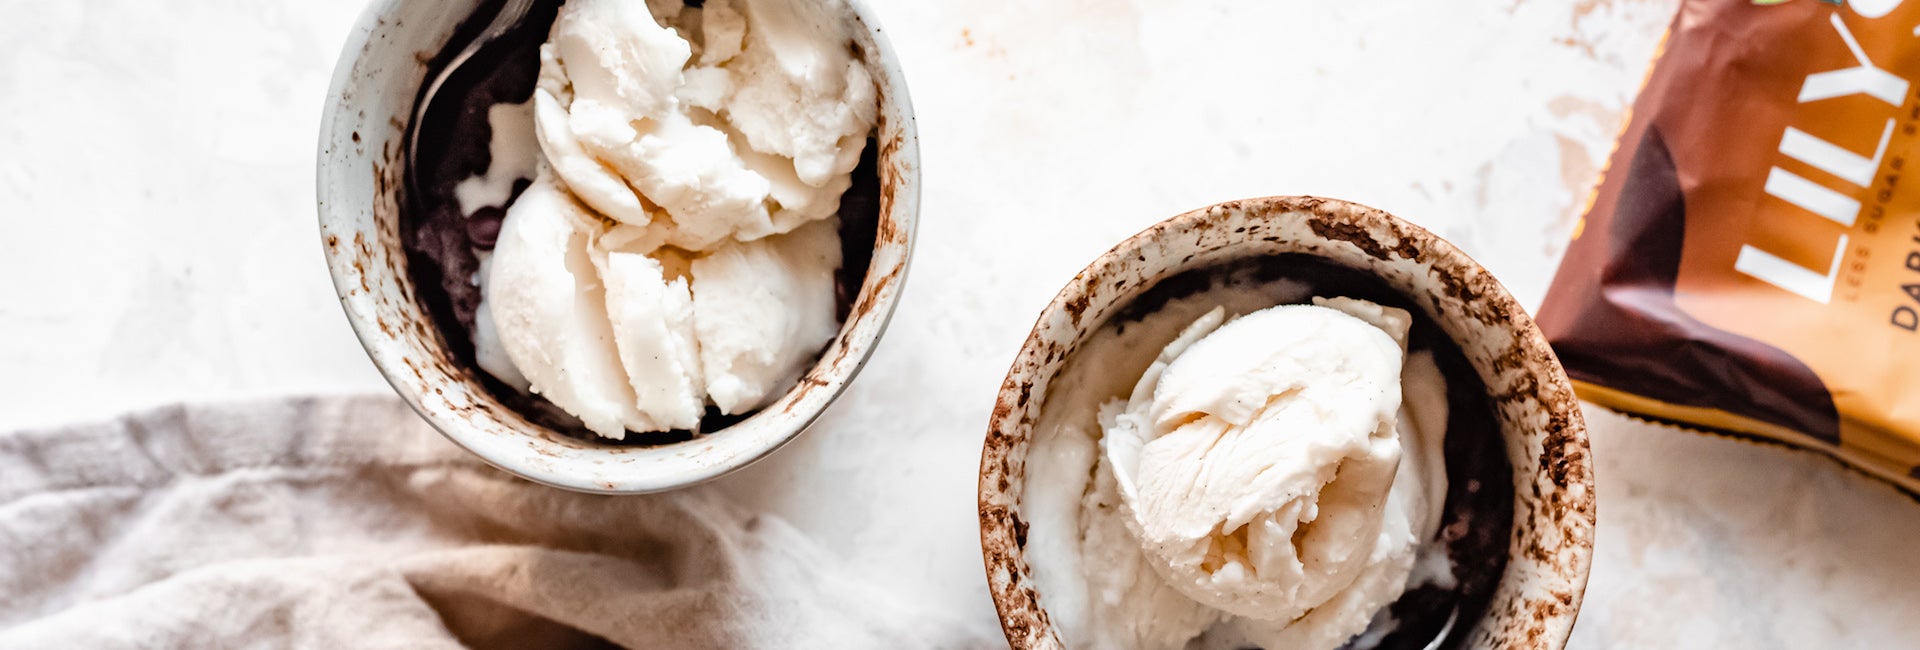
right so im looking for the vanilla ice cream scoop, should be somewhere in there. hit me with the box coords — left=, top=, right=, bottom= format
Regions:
left=1101, top=298, right=1447, bottom=648
left=488, top=174, right=659, bottom=437
left=480, top=0, right=869, bottom=439
left=532, top=0, right=873, bottom=252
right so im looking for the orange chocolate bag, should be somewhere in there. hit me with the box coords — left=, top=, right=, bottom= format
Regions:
left=1540, top=0, right=1920, bottom=492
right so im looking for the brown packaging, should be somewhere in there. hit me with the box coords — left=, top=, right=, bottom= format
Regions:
left=1539, top=0, right=1920, bottom=492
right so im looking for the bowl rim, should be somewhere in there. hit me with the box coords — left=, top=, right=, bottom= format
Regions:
left=315, top=0, right=920, bottom=494
left=977, top=195, right=1596, bottom=648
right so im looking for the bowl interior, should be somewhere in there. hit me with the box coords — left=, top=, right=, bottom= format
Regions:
left=979, top=197, right=1594, bottom=648
left=317, top=0, right=918, bottom=493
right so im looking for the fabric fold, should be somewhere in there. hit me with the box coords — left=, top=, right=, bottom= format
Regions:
left=0, top=396, right=987, bottom=649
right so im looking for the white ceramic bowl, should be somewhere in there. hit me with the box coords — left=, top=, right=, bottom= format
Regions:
left=316, top=0, right=918, bottom=493
left=980, top=197, right=1596, bottom=648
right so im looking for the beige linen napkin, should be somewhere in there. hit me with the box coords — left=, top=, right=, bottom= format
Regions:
left=0, top=396, right=991, bottom=649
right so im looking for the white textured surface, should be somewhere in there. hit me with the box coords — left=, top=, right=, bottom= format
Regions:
left=3, top=0, right=1919, bottom=647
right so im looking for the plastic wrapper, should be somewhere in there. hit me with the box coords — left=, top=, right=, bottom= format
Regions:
left=1540, top=0, right=1920, bottom=492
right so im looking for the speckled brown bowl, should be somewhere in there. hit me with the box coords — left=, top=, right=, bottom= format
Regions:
left=979, top=196, right=1594, bottom=648
left=317, top=0, right=918, bottom=493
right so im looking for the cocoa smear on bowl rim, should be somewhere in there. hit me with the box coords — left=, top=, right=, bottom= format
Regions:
left=318, top=0, right=919, bottom=493
left=979, top=196, right=1595, bottom=649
